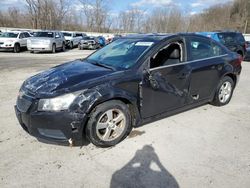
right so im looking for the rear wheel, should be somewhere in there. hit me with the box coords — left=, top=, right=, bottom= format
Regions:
left=86, top=100, right=131, bottom=147
left=14, top=43, right=20, bottom=53
left=211, top=76, right=234, bottom=106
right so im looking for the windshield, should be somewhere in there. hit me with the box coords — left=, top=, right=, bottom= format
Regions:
left=217, top=33, right=240, bottom=44
left=87, top=39, right=154, bottom=69
left=0, top=32, right=18, bottom=38
left=63, top=32, right=72, bottom=37
left=83, top=37, right=93, bottom=40
left=33, top=32, right=54, bottom=38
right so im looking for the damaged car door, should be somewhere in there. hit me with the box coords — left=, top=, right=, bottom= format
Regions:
left=141, top=38, right=191, bottom=118
left=186, top=36, right=228, bottom=102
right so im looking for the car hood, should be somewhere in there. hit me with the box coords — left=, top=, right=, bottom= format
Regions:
left=0, top=37, right=17, bottom=42
left=22, top=59, right=114, bottom=98
left=29, top=37, right=52, bottom=41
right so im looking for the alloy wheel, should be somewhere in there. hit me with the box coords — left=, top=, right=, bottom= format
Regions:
left=219, top=81, right=232, bottom=103
left=96, top=109, right=126, bottom=142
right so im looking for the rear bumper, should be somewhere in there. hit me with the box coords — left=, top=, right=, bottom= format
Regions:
left=15, top=105, right=87, bottom=143
left=80, top=43, right=96, bottom=49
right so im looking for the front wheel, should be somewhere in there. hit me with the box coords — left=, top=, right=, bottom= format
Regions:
left=86, top=100, right=131, bottom=147
left=211, top=76, right=234, bottom=106
left=14, top=43, right=20, bottom=53
left=78, top=43, right=82, bottom=50
left=61, top=43, right=65, bottom=52
left=69, top=42, right=73, bottom=49
left=52, top=44, right=56, bottom=53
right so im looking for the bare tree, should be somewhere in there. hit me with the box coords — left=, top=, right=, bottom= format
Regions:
left=79, top=0, right=110, bottom=32
left=25, top=0, right=70, bottom=30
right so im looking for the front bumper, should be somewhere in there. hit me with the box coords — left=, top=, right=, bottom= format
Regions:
left=15, top=104, right=87, bottom=143
left=28, top=44, right=52, bottom=52
left=0, top=43, right=14, bottom=49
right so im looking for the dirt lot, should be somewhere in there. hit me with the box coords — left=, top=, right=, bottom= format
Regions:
left=0, top=49, right=250, bottom=188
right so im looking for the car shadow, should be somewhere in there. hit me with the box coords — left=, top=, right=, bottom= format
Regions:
left=110, top=145, right=179, bottom=188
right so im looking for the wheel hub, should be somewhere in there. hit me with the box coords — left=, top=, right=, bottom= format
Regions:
left=219, top=81, right=232, bottom=103
left=96, top=109, right=126, bottom=142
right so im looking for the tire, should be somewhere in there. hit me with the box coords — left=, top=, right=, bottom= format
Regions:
left=69, top=42, right=73, bottom=49
left=14, top=43, right=20, bottom=53
left=30, top=51, right=34, bottom=53
left=86, top=100, right=132, bottom=147
left=211, top=76, right=235, bottom=106
left=52, top=44, right=56, bottom=53
left=78, top=43, right=82, bottom=50
left=61, top=43, right=65, bottom=52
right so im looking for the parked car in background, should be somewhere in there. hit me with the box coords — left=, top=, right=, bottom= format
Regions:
left=62, top=32, right=83, bottom=49
left=0, top=31, right=31, bottom=52
left=198, top=31, right=247, bottom=58
left=244, top=41, right=250, bottom=60
left=27, top=31, right=65, bottom=53
left=97, top=36, right=106, bottom=47
left=112, top=34, right=123, bottom=42
left=15, top=33, right=242, bottom=147
left=78, top=36, right=100, bottom=50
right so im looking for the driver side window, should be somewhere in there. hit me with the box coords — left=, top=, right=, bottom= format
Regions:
left=150, top=41, right=183, bottom=68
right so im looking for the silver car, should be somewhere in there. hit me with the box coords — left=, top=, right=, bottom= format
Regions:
left=27, top=31, right=66, bottom=53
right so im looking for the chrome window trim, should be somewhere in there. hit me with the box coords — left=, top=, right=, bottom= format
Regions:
left=149, top=54, right=228, bottom=71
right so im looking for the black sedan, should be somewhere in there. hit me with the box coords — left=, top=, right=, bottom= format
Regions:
left=15, top=33, right=242, bottom=147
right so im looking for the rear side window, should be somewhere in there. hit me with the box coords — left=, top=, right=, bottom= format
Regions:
left=188, top=37, right=226, bottom=60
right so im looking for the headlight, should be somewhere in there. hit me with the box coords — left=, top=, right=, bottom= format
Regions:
left=38, top=92, right=80, bottom=111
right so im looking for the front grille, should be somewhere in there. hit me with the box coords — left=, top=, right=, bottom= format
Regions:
left=31, top=40, right=44, bottom=45
left=17, top=97, right=32, bottom=113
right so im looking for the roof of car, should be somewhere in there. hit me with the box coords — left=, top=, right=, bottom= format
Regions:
left=7, top=31, right=21, bottom=33
left=123, top=33, right=172, bottom=41
left=199, top=31, right=242, bottom=35
left=122, top=33, right=209, bottom=41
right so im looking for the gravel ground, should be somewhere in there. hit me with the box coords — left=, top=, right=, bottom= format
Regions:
left=0, top=49, right=250, bottom=188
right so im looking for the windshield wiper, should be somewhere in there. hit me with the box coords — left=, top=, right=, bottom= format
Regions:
left=89, top=60, right=115, bottom=71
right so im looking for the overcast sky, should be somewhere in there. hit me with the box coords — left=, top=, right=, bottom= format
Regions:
left=0, top=0, right=232, bottom=15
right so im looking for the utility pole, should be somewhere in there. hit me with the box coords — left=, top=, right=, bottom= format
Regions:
left=244, top=20, right=248, bottom=34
